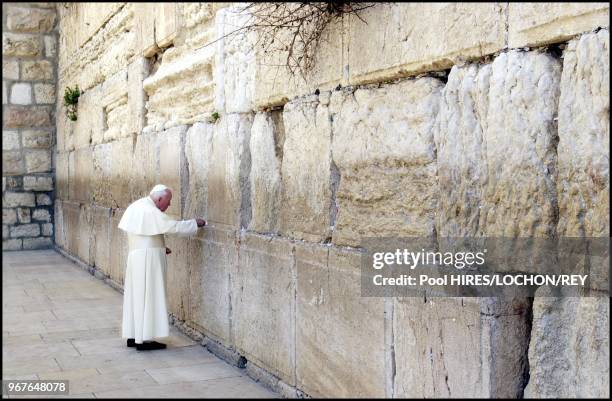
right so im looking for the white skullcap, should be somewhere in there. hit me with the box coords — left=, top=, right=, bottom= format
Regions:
left=150, top=184, right=170, bottom=195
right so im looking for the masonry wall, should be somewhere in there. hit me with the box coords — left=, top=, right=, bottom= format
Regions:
left=51, top=3, right=609, bottom=398
left=2, top=3, right=58, bottom=251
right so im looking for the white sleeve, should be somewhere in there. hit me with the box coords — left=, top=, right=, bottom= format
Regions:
left=161, top=216, right=198, bottom=237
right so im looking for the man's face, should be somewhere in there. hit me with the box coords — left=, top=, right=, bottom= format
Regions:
left=157, top=190, right=172, bottom=212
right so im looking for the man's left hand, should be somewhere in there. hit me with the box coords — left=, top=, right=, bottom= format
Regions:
left=166, top=247, right=172, bottom=255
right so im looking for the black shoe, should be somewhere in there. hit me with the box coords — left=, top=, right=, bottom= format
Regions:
left=127, top=338, right=136, bottom=347
left=136, top=341, right=167, bottom=351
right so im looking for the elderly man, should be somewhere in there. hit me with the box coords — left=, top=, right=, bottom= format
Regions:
left=118, top=184, right=206, bottom=350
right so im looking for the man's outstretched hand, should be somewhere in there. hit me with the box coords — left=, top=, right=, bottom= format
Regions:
left=196, top=218, right=207, bottom=227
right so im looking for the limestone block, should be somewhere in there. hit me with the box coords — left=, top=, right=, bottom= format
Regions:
left=91, top=143, right=112, bottom=206
left=3, top=130, right=20, bottom=150
left=347, top=3, right=506, bottom=86
left=164, top=236, right=191, bottom=321
left=252, top=7, right=344, bottom=109
left=109, top=138, right=136, bottom=208
left=279, top=96, right=332, bottom=242
left=109, top=209, right=129, bottom=285
left=3, top=192, right=36, bottom=208
left=188, top=228, right=236, bottom=345
left=21, top=60, right=54, bottom=81
left=23, top=237, right=52, bottom=250
left=184, top=122, right=214, bottom=219
left=33, top=84, right=55, bottom=104
left=42, top=223, right=53, bottom=237
left=207, top=113, right=253, bottom=227
left=248, top=112, right=283, bottom=232
left=3, top=33, right=42, bottom=57
left=32, top=208, right=51, bottom=222
left=3, top=60, right=19, bottom=80
left=76, top=85, right=104, bottom=147
left=126, top=57, right=148, bottom=136
left=10, top=83, right=33, bottom=105
left=155, top=3, right=178, bottom=48
left=25, top=149, right=52, bottom=173
left=133, top=3, right=156, bottom=56
left=157, top=126, right=185, bottom=218
left=330, top=78, right=442, bottom=246
left=296, top=245, right=386, bottom=397
left=69, top=148, right=93, bottom=203
left=6, top=6, right=56, bottom=33
left=556, top=31, right=609, bottom=238
left=215, top=6, right=256, bottom=113
left=22, top=130, right=51, bottom=149
left=2, top=81, right=7, bottom=105
left=55, top=152, right=69, bottom=200
left=91, top=206, right=111, bottom=277
left=525, top=295, right=609, bottom=398
left=3, top=225, right=8, bottom=240
left=394, top=297, right=531, bottom=398
left=143, top=45, right=216, bottom=127
left=100, top=71, right=129, bottom=143
left=75, top=3, right=124, bottom=48
left=10, top=224, right=40, bottom=238
left=3, top=106, right=52, bottom=128
left=130, top=132, right=158, bottom=203
left=17, top=208, right=31, bottom=224
left=23, top=175, right=53, bottom=191
left=54, top=200, right=65, bottom=249
left=480, top=51, right=561, bottom=236
left=4, top=176, right=22, bottom=192
left=59, top=201, right=80, bottom=256
left=44, top=35, right=56, bottom=58
left=77, top=204, right=93, bottom=265
left=508, top=3, right=610, bottom=48
left=36, top=194, right=52, bottom=206
left=233, top=233, right=295, bottom=384
left=3, top=209, right=18, bottom=225
left=3, top=239, right=22, bottom=251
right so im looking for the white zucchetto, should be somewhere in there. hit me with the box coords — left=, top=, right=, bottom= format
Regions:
left=150, top=184, right=169, bottom=195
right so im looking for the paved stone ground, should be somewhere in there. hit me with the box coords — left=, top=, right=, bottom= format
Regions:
left=2, top=249, right=279, bottom=398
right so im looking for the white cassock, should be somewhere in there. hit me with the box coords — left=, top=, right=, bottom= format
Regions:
left=118, top=195, right=198, bottom=344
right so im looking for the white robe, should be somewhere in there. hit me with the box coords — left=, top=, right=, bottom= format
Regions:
left=118, top=196, right=198, bottom=344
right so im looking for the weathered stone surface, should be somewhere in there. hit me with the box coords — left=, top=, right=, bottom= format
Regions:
left=279, top=95, right=332, bottom=242
left=17, top=207, right=31, bottom=223
left=33, top=83, right=55, bottom=104
left=164, top=235, right=191, bottom=321
left=23, top=175, right=53, bottom=191
left=157, top=126, right=185, bottom=218
left=55, top=152, right=69, bottom=200
left=3, top=239, right=22, bottom=251
left=129, top=132, right=157, bottom=205
left=3, top=130, right=20, bottom=150
left=556, top=30, right=609, bottom=238
left=2, top=225, right=8, bottom=240
left=6, top=6, right=57, bottom=33
left=10, top=82, right=33, bottom=105
left=184, top=123, right=213, bottom=219
left=2, top=81, right=7, bottom=104
left=233, top=233, right=295, bottom=385
left=21, top=60, right=54, bottom=81
left=126, top=57, right=147, bottom=136
left=109, top=208, right=129, bottom=285
left=54, top=200, right=65, bottom=248
left=32, top=208, right=51, bottom=222
left=22, top=130, right=51, bottom=148
left=2, top=33, right=42, bottom=57
left=69, top=147, right=93, bottom=203
left=44, top=35, right=56, bottom=57
left=330, top=78, right=442, bottom=246
left=525, top=294, right=609, bottom=398
left=189, top=228, right=235, bottom=345
left=36, top=194, right=52, bottom=206
left=76, top=204, right=93, bottom=265
left=248, top=112, right=283, bottom=232
left=91, top=206, right=111, bottom=276
left=3, top=209, right=18, bottom=225
left=508, top=3, right=610, bottom=48
left=394, top=297, right=531, bottom=397
left=3, top=60, right=20, bottom=80
left=22, top=237, right=53, bottom=249
left=208, top=114, right=253, bottom=227
left=296, top=245, right=386, bottom=397
left=3, top=192, right=35, bottom=208
left=108, top=139, right=135, bottom=208
left=75, top=84, right=103, bottom=147
left=25, top=149, right=52, bottom=173
left=10, top=224, right=40, bottom=238
left=41, top=222, right=53, bottom=237
left=347, top=3, right=506, bottom=86
left=4, top=176, right=22, bottom=191
left=3, top=106, right=52, bottom=128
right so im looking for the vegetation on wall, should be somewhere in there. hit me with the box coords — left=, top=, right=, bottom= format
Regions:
left=63, top=85, right=81, bottom=121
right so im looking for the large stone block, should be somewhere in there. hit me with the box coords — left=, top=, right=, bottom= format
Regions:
left=77, top=84, right=104, bottom=147
left=77, top=204, right=93, bottom=265
left=207, top=113, right=253, bottom=227
left=99, top=71, right=128, bottom=143
left=3, top=209, right=18, bottom=225
left=188, top=227, right=236, bottom=345
left=279, top=95, right=332, bottom=242
left=21, top=60, right=54, bottom=81
left=157, top=126, right=185, bottom=218
left=508, top=3, right=609, bottom=48
left=3, top=239, right=22, bottom=251
left=22, top=237, right=53, bottom=250
left=3, top=60, right=20, bottom=80
left=3, top=192, right=35, bottom=208
left=330, top=78, right=442, bottom=246
left=393, top=297, right=531, bottom=398
left=109, top=208, right=129, bottom=285
left=55, top=152, right=69, bottom=200
left=3, top=130, right=20, bottom=151
left=91, top=206, right=111, bottom=276
left=33, top=83, right=56, bottom=104
left=296, top=245, right=386, bottom=397
left=25, top=149, right=52, bottom=173
left=347, top=3, right=506, bottom=86
left=233, top=233, right=295, bottom=384
left=130, top=131, right=158, bottom=204
left=22, top=130, right=51, bottom=149
left=556, top=30, right=609, bottom=238
left=126, top=57, right=147, bottom=136
left=54, top=200, right=65, bottom=249
left=10, top=224, right=40, bottom=238
left=525, top=295, right=609, bottom=398
left=164, top=235, right=191, bottom=321
left=3, top=106, right=52, bottom=129
left=6, top=6, right=57, bottom=33
left=248, top=112, right=283, bottom=233
left=23, top=175, right=53, bottom=191
left=184, top=123, right=213, bottom=219
left=10, top=83, right=33, bottom=105
left=108, top=138, right=136, bottom=208
left=2, top=33, right=42, bottom=57
left=44, top=35, right=56, bottom=58
left=69, top=148, right=93, bottom=203
left=2, top=151, right=23, bottom=175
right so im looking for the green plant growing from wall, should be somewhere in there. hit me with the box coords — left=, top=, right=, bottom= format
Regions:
left=63, top=85, right=81, bottom=121
left=208, top=111, right=220, bottom=123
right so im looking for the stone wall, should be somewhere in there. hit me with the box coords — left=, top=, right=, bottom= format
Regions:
left=51, top=3, right=609, bottom=398
left=3, top=3, right=57, bottom=250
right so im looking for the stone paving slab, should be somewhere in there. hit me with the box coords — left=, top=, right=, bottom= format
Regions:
left=2, top=249, right=279, bottom=398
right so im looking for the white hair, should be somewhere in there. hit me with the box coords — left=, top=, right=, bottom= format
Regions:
left=150, top=188, right=171, bottom=199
